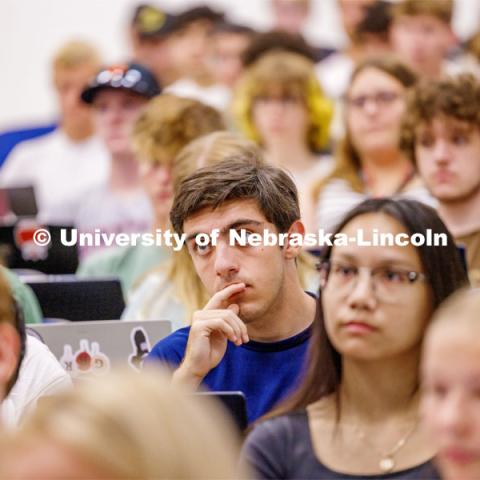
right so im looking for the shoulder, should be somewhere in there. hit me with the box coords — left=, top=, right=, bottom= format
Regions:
left=242, top=412, right=310, bottom=479
left=77, top=246, right=132, bottom=276
left=247, top=412, right=309, bottom=446
left=146, top=327, right=190, bottom=365
left=3, top=335, right=72, bottom=426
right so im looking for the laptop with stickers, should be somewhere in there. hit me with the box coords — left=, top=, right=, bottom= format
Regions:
left=29, top=320, right=172, bottom=377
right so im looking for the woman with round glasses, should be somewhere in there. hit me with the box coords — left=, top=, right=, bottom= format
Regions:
left=242, top=198, right=468, bottom=479
left=308, top=56, right=435, bottom=234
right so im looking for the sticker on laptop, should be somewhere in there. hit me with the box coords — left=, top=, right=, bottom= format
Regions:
left=129, top=327, right=151, bottom=371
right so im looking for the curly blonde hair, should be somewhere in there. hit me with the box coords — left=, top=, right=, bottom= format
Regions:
left=232, top=50, right=333, bottom=152
left=132, top=94, right=226, bottom=165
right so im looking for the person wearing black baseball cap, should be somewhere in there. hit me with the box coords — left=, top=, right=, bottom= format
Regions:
left=129, top=4, right=182, bottom=86
left=81, top=62, right=161, bottom=104
left=74, top=62, right=160, bottom=259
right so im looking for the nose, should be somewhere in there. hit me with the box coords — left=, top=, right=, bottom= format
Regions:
left=154, top=166, right=172, bottom=184
left=431, top=139, right=451, bottom=165
left=437, top=391, right=471, bottom=438
left=347, top=269, right=377, bottom=310
left=362, top=98, right=380, bottom=116
left=214, top=241, right=240, bottom=281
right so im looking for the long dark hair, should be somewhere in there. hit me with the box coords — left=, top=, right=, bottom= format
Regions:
left=268, top=198, right=468, bottom=419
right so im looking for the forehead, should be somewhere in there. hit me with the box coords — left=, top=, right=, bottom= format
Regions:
left=417, top=116, right=477, bottom=134
left=54, top=64, right=97, bottom=84
left=92, top=88, right=146, bottom=104
left=350, top=67, right=404, bottom=94
left=331, top=212, right=422, bottom=266
left=183, top=198, right=268, bottom=233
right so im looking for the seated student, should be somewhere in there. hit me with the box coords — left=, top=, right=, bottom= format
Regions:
left=0, top=267, right=42, bottom=325
left=0, top=41, right=109, bottom=224
left=310, top=56, right=435, bottom=235
left=421, top=288, right=480, bottom=480
left=146, top=158, right=317, bottom=424
left=74, top=62, right=161, bottom=260
left=77, top=94, right=225, bottom=294
left=242, top=198, right=468, bottom=479
left=401, top=74, right=480, bottom=286
left=232, top=50, right=333, bottom=231
left=390, top=0, right=457, bottom=79
left=122, top=132, right=262, bottom=327
left=0, top=271, right=71, bottom=428
left=0, top=369, right=248, bottom=479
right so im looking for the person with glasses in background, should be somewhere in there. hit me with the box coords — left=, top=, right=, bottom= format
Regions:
left=308, top=57, right=435, bottom=235
left=242, top=197, right=468, bottom=480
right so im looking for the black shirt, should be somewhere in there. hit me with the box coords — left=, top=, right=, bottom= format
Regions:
left=242, top=411, right=440, bottom=480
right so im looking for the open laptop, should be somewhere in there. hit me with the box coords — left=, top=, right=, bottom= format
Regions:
left=0, top=223, right=78, bottom=273
left=195, top=391, right=248, bottom=431
left=29, top=319, right=172, bottom=376
left=0, top=186, right=38, bottom=221
left=25, top=276, right=125, bottom=321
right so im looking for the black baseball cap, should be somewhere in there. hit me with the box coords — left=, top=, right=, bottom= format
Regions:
left=131, top=4, right=181, bottom=38
left=81, top=62, right=161, bottom=104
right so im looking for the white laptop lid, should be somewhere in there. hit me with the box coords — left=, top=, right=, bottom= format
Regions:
left=29, top=320, right=172, bottom=377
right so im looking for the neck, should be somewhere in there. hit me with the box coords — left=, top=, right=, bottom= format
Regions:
left=360, top=151, right=413, bottom=196
left=247, top=263, right=316, bottom=342
left=340, top=350, right=420, bottom=423
left=438, top=189, right=480, bottom=236
left=109, top=153, right=141, bottom=192
left=265, top=140, right=315, bottom=172
left=61, top=117, right=94, bottom=142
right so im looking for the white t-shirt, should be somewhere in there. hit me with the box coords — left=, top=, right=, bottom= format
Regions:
left=75, top=185, right=153, bottom=260
left=165, top=78, right=231, bottom=111
left=0, top=130, right=110, bottom=224
left=1, top=335, right=72, bottom=428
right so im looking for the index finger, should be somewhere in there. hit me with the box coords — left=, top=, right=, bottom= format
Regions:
left=204, top=283, right=246, bottom=310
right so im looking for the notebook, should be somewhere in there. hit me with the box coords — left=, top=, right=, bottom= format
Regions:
left=29, top=319, right=172, bottom=376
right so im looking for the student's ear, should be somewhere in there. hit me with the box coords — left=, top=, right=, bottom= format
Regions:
left=283, top=220, right=305, bottom=260
left=0, top=323, right=20, bottom=401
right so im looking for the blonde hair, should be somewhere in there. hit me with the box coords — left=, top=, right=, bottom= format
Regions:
left=0, top=369, right=246, bottom=479
left=232, top=50, right=333, bottom=151
left=52, top=40, right=101, bottom=70
left=392, top=0, right=453, bottom=25
left=426, top=288, right=480, bottom=339
left=168, top=132, right=264, bottom=319
left=132, top=94, right=226, bottom=165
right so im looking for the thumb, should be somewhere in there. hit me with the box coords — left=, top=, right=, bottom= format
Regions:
left=227, top=303, right=239, bottom=315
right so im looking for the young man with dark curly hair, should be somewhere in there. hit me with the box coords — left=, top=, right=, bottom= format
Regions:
left=401, top=74, right=480, bottom=285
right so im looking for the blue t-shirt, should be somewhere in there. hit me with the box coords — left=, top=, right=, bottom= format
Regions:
left=147, top=326, right=312, bottom=424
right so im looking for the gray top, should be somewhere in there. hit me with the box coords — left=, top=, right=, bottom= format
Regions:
left=242, top=412, right=440, bottom=480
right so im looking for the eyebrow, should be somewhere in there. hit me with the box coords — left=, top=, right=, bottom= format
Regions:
left=331, top=252, right=419, bottom=269
left=185, top=219, right=264, bottom=243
